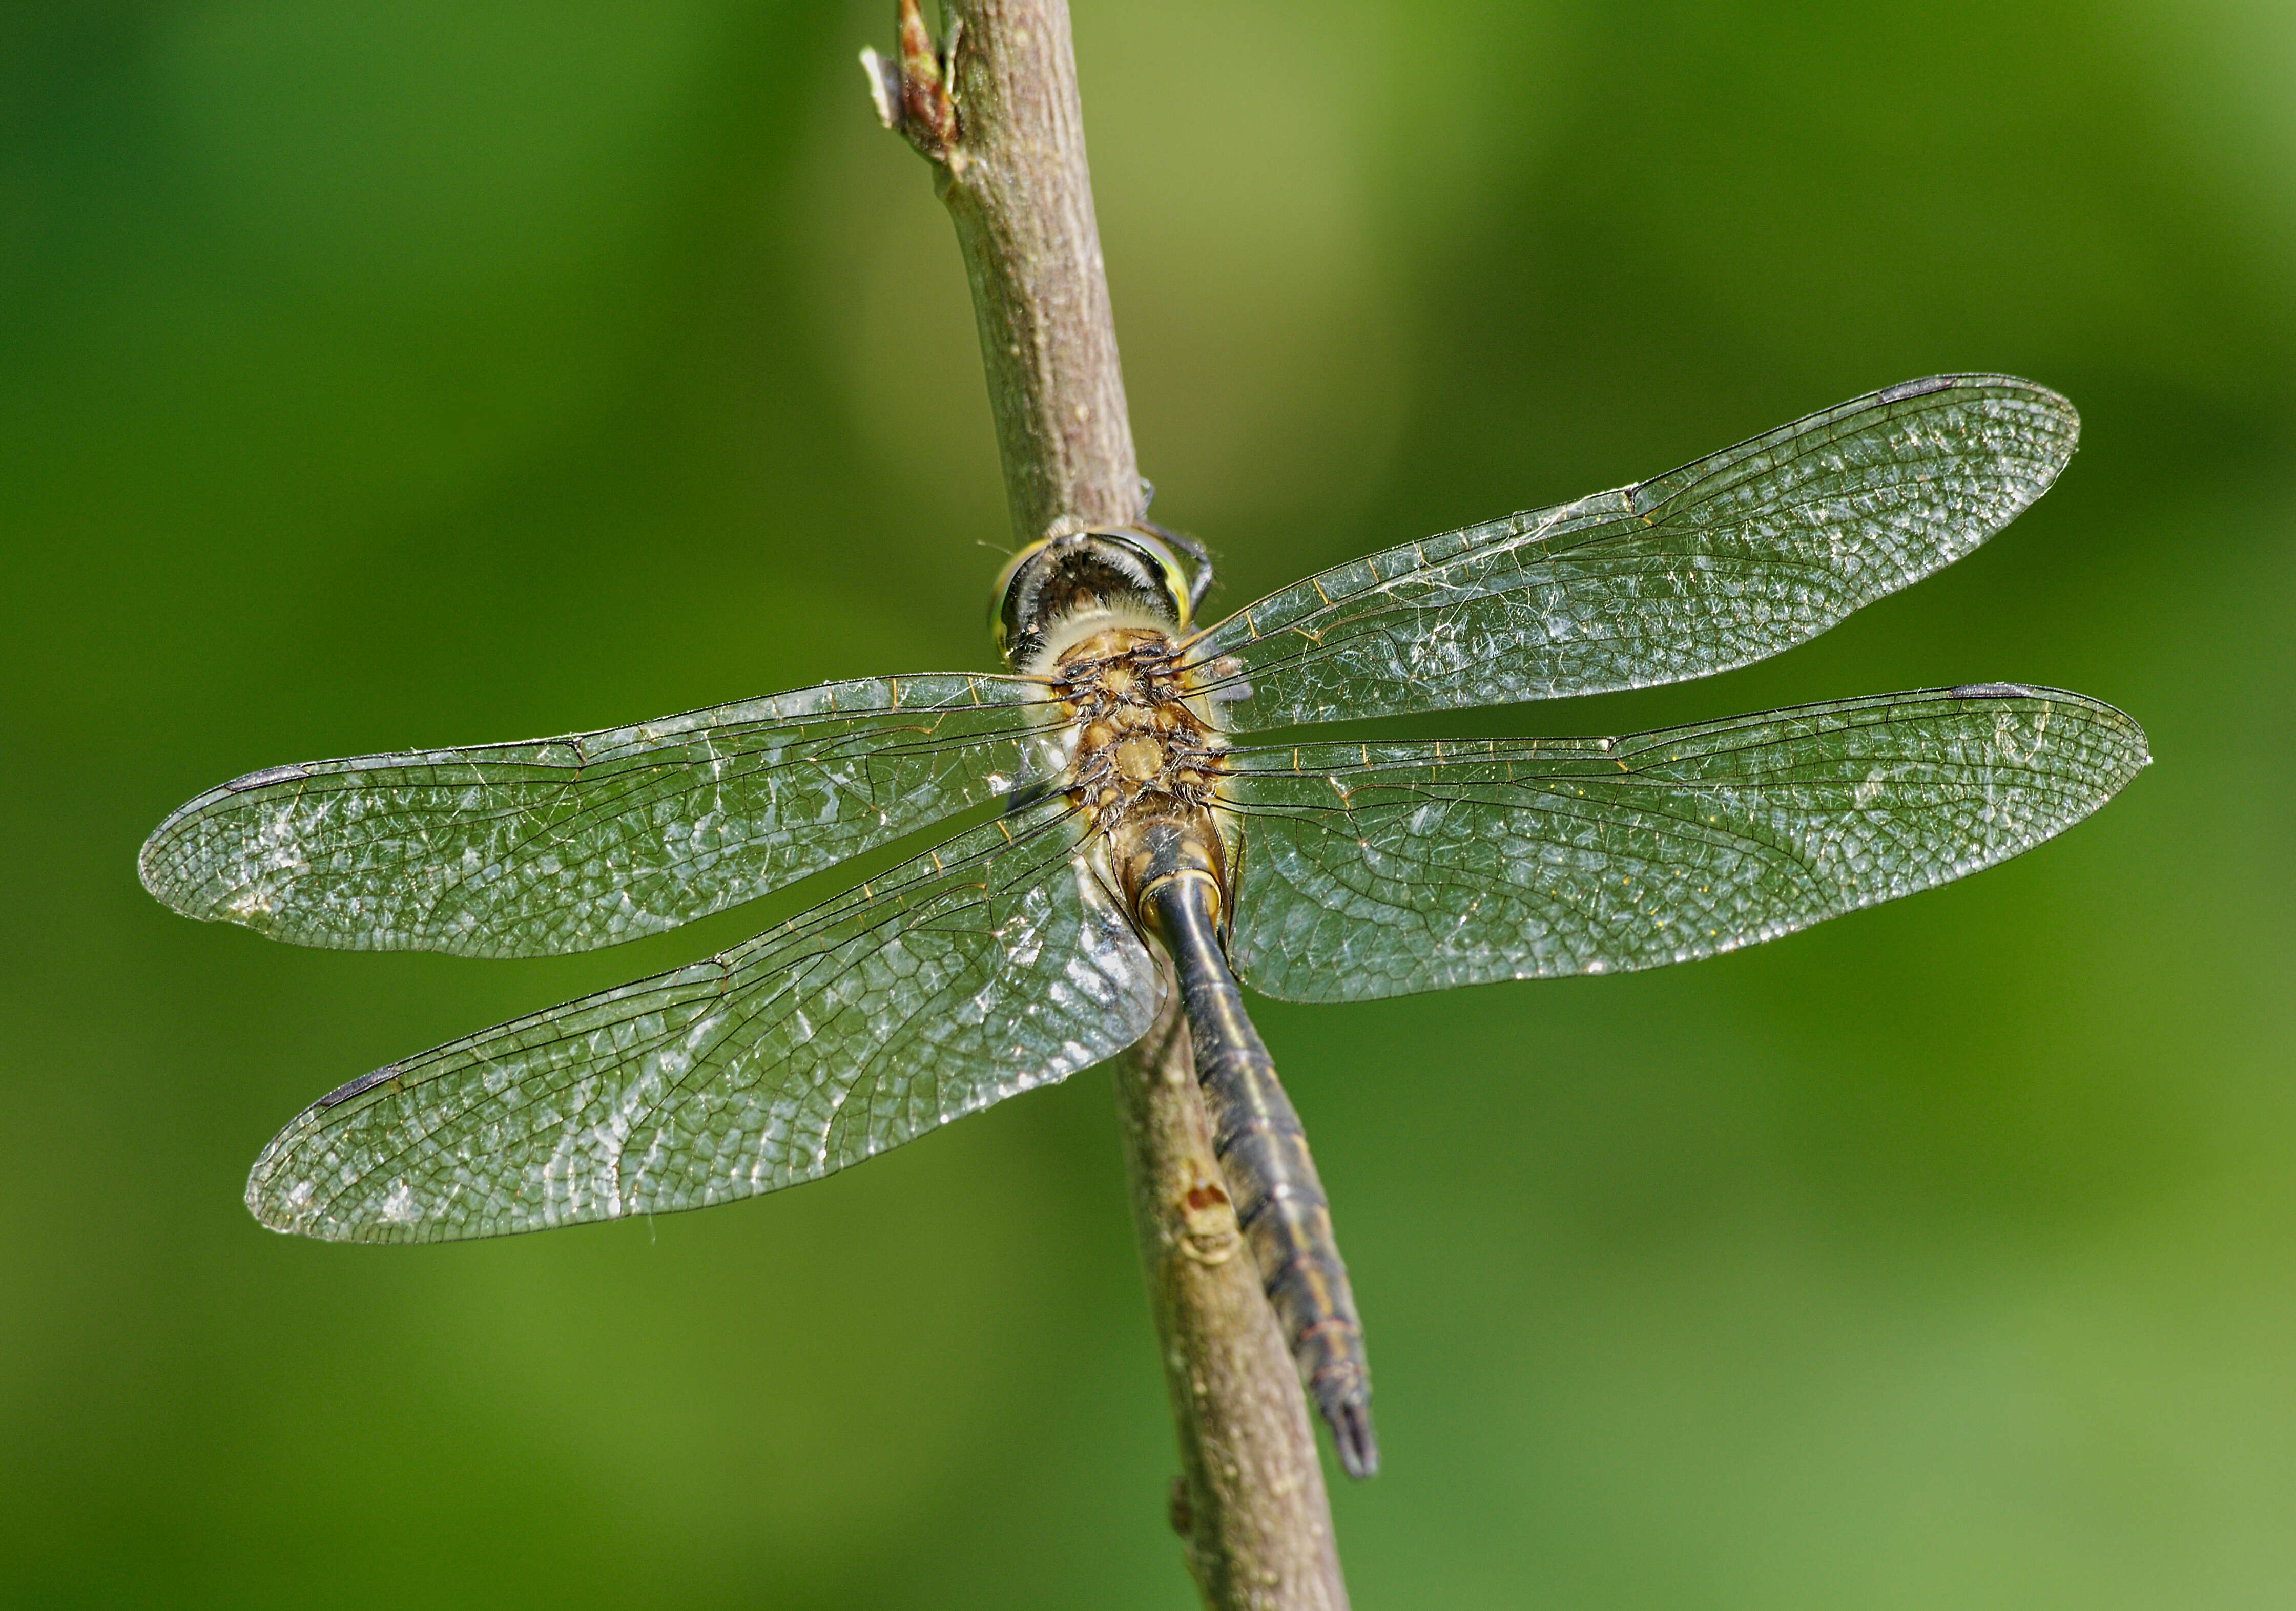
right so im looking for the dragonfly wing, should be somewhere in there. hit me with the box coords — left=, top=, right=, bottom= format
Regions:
left=1222, top=686, right=2146, bottom=1004
left=142, top=673, right=1048, bottom=957
left=1191, top=377, right=2079, bottom=729
left=245, top=797, right=1158, bottom=1241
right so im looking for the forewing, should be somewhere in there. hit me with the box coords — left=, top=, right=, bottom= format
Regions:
left=1224, top=686, right=2146, bottom=1003
left=245, top=798, right=1159, bottom=1242
left=1191, top=377, right=2079, bottom=728
left=141, top=674, right=1047, bottom=957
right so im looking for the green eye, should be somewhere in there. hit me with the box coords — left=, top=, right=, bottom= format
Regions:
left=1116, top=528, right=1193, bottom=630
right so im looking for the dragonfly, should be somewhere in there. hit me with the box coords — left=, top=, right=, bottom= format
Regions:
left=141, top=374, right=2147, bottom=1480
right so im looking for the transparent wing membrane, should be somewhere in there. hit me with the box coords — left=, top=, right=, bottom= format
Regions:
left=1224, top=686, right=2146, bottom=1003
left=141, top=674, right=1047, bottom=957
left=143, top=374, right=2146, bottom=1266
left=245, top=797, right=1159, bottom=1242
left=1191, top=377, right=2079, bottom=728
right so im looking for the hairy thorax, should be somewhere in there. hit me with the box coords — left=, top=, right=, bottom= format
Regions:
left=1044, top=627, right=1236, bottom=916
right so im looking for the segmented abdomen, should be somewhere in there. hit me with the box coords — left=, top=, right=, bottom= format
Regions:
left=1144, top=870, right=1377, bottom=1480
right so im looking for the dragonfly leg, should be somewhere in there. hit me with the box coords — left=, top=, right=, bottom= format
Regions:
left=1134, top=515, right=1215, bottom=611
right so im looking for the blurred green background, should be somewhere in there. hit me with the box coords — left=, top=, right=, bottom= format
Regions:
left=5, top=1, right=2291, bottom=1605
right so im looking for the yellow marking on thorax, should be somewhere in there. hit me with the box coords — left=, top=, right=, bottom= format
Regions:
left=1114, top=734, right=1166, bottom=782
left=1051, top=630, right=1229, bottom=843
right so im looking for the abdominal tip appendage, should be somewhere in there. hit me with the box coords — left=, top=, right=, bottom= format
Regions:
left=1321, top=1393, right=1379, bottom=1481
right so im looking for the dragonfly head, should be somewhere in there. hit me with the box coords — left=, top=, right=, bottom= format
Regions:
left=991, top=527, right=1192, bottom=672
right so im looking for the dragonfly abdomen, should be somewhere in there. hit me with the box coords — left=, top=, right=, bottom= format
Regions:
left=1140, top=856, right=1378, bottom=1481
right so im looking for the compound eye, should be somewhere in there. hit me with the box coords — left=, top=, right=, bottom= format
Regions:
left=986, top=527, right=1193, bottom=663
left=987, top=537, right=1056, bottom=655
left=1103, top=529, right=1192, bottom=630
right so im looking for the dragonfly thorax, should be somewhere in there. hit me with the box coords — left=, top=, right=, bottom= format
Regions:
left=1045, top=627, right=1234, bottom=919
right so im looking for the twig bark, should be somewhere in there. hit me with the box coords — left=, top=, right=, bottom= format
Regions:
left=864, top=4, right=1349, bottom=1605
left=1113, top=988, right=1351, bottom=1607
